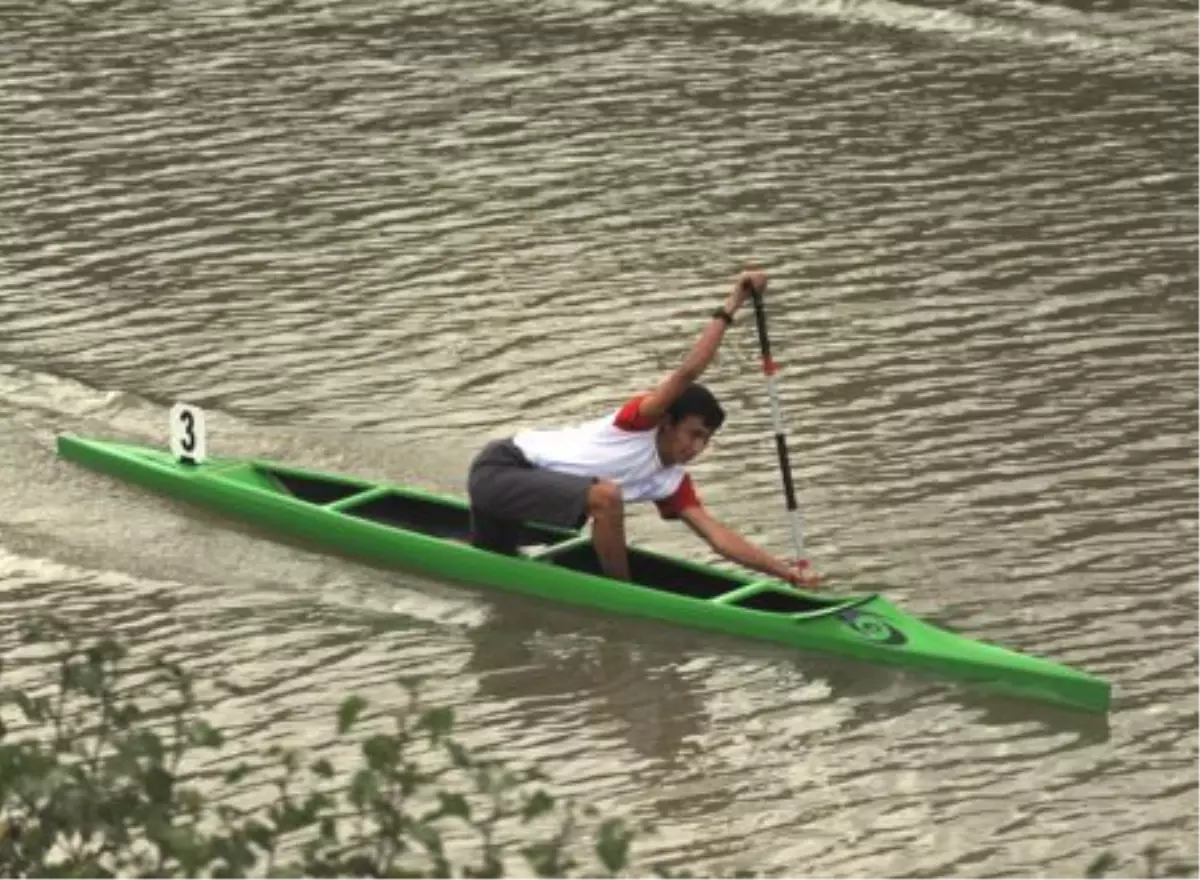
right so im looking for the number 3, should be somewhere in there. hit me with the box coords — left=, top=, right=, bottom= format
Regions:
left=179, top=410, right=196, bottom=452
left=169, top=403, right=207, bottom=464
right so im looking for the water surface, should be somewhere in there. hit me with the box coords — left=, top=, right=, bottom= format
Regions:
left=1, top=0, right=1196, bottom=875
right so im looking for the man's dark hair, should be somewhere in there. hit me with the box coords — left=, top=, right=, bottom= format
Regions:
left=665, top=383, right=725, bottom=432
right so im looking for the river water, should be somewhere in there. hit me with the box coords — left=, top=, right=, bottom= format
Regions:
left=1, top=0, right=1196, bottom=875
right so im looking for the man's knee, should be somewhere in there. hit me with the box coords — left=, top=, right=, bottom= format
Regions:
left=587, top=481, right=623, bottom=520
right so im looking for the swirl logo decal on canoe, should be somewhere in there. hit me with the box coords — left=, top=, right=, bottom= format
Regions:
left=836, top=609, right=907, bottom=646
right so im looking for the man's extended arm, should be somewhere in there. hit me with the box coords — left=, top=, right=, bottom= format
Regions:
left=635, top=269, right=766, bottom=424
left=680, top=505, right=821, bottom=589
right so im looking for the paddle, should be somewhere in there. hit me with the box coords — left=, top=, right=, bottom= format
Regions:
left=745, top=280, right=809, bottom=574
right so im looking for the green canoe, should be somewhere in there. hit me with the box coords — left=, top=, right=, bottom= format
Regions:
left=55, top=433, right=1110, bottom=714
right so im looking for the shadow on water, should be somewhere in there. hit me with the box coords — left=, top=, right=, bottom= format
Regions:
left=455, top=594, right=1112, bottom=762
left=462, top=602, right=710, bottom=763
left=758, top=636, right=1111, bottom=743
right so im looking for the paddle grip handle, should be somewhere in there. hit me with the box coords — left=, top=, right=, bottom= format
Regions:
left=746, top=283, right=774, bottom=368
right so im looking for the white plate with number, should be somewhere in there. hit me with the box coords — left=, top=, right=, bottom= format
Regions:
left=169, top=403, right=207, bottom=464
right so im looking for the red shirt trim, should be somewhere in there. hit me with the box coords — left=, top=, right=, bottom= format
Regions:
left=613, top=394, right=658, bottom=432
left=655, top=474, right=701, bottom=520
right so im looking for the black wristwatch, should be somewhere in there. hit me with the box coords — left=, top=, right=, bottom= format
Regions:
left=711, top=307, right=735, bottom=326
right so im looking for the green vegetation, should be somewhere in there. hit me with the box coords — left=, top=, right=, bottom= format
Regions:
left=0, top=617, right=637, bottom=877
left=1, top=616, right=1193, bottom=878
left=1086, top=844, right=1194, bottom=879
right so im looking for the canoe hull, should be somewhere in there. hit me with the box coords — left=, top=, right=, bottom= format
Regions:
left=55, top=433, right=1111, bottom=713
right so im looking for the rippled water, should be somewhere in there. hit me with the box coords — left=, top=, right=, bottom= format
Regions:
left=1, top=0, right=1196, bottom=875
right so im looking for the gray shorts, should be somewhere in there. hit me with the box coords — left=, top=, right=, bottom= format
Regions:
left=467, top=438, right=593, bottom=554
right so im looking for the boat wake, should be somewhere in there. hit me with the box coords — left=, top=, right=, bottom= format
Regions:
left=0, top=361, right=469, bottom=495
left=675, top=0, right=1194, bottom=69
left=0, top=362, right=239, bottom=441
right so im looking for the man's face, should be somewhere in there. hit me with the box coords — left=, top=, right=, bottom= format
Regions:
left=658, top=414, right=714, bottom=466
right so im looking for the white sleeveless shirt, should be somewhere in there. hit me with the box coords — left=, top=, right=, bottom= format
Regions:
left=512, top=396, right=700, bottom=517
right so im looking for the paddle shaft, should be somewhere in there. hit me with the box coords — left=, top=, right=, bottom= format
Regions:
left=747, top=287, right=805, bottom=560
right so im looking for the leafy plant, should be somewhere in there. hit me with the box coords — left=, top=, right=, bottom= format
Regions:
left=1086, top=843, right=1195, bottom=879
left=0, top=616, right=639, bottom=877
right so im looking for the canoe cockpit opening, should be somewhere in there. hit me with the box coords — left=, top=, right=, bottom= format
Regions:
left=539, top=542, right=745, bottom=600
left=538, top=543, right=831, bottom=612
left=337, top=491, right=578, bottom=547
left=262, top=468, right=367, bottom=505
left=257, top=467, right=826, bottom=613
left=728, top=587, right=831, bottom=615
left=258, top=465, right=579, bottom=547
left=342, top=492, right=474, bottom=541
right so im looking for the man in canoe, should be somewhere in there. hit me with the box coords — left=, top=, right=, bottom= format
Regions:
left=467, top=269, right=821, bottom=590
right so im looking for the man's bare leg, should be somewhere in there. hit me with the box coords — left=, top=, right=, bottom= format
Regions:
left=587, top=480, right=630, bottom=581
